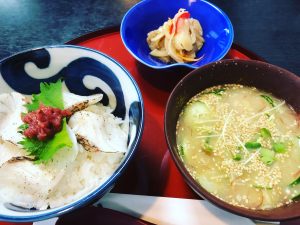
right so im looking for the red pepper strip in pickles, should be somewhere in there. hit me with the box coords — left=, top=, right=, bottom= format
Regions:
left=169, top=11, right=190, bottom=34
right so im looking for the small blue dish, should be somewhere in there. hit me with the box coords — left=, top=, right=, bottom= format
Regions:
left=121, top=0, right=234, bottom=69
left=0, top=45, right=144, bottom=222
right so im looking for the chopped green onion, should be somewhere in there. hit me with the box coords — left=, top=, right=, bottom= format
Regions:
left=233, top=153, right=242, bottom=161
left=253, top=184, right=272, bottom=190
left=260, top=128, right=271, bottom=138
left=272, top=142, right=286, bottom=153
left=292, top=193, right=300, bottom=200
left=289, top=176, right=300, bottom=187
left=204, top=88, right=226, bottom=96
left=261, top=95, right=275, bottom=107
left=203, top=136, right=213, bottom=153
left=232, top=146, right=243, bottom=161
left=245, top=141, right=261, bottom=150
left=178, top=145, right=184, bottom=157
left=259, top=148, right=275, bottom=165
left=203, top=142, right=213, bottom=153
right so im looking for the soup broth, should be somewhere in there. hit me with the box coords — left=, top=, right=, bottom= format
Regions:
left=176, top=84, right=300, bottom=210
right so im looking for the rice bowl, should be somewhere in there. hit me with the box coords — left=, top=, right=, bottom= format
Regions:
left=0, top=45, right=144, bottom=222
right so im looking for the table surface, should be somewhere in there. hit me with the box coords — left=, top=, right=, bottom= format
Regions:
left=0, top=0, right=299, bottom=75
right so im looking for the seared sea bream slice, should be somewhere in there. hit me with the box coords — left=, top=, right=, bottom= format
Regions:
left=0, top=127, right=78, bottom=209
left=0, top=139, right=27, bottom=167
left=0, top=159, right=65, bottom=209
left=63, top=92, right=103, bottom=114
left=68, top=104, right=128, bottom=153
left=0, top=92, right=27, bottom=145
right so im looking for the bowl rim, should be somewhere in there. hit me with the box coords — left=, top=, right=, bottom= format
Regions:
left=0, top=44, right=144, bottom=222
left=164, top=59, right=300, bottom=221
left=120, top=0, right=234, bottom=69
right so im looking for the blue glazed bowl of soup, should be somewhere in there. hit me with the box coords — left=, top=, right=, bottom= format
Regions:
left=165, top=59, right=300, bottom=221
left=0, top=45, right=144, bottom=222
left=121, top=0, right=234, bottom=69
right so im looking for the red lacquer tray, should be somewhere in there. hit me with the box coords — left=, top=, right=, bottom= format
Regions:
left=0, top=26, right=264, bottom=225
left=65, top=26, right=264, bottom=199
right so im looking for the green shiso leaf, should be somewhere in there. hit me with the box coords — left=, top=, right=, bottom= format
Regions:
left=19, top=119, right=72, bottom=164
left=24, top=80, right=64, bottom=111
left=19, top=80, right=72, bottom=164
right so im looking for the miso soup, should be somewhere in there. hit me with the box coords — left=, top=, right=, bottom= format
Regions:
left=176, top=84, right=300, bottom=210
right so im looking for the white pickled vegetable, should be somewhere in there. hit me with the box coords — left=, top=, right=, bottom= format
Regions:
left=147, top=9, right=205, bottom=63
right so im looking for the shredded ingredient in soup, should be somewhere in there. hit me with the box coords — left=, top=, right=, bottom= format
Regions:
left=147, top=8, right=204, bottom=63
left=176, top=84, right=300, bottom=210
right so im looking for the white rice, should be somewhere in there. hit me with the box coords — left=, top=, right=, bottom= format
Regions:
left=0, top=100, right=127, bottom=210
left=46, top=146, right=124, bottom=209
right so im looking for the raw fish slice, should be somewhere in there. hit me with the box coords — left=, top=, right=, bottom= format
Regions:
left=68, top=108, right=127, bottom=153
left=0, top=92, right=27, bottom=145
left=63, top=92, right=103, bottom=113
left=0, top=140, right=27, bottom=166
left=0, top=126, right=78, bottom=209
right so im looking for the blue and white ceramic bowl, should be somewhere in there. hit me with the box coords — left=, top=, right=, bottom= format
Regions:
left=0, top=45, right=144, bottom=222
left=121, top=0, right=234, bottom=69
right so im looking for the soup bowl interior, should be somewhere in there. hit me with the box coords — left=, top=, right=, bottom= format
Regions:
left=164, top=59, right=300, bottom=221
left=0, top=45, right=144, bottom=222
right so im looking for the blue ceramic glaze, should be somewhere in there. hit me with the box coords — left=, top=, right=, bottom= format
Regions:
left=121, top=0, right=234, bottom=69
left=0, top=45, right=144, bottom=222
